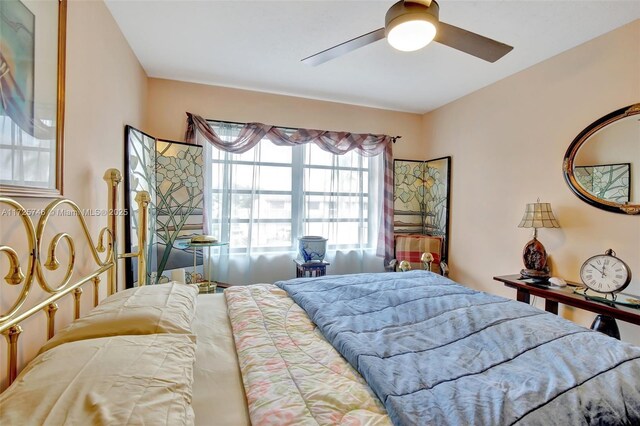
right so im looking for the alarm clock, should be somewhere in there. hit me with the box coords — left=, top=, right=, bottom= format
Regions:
left=579, top=249, right=632, bottom=294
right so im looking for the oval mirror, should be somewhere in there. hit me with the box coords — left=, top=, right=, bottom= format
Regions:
left=564, top=104, right=640, bottom=215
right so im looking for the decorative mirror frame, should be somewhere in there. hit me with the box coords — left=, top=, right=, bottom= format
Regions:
left=563, top=103, right=640, bottom=215
left=0, top=0, right=67, bottom=197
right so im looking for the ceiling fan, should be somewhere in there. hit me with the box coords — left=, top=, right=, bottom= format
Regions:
left=301, top=0, right=513, bottom=66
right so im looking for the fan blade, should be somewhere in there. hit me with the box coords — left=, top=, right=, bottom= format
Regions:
left=434, top=22, right=513, bottom=63
left=302, top=28, right=386, bottom=66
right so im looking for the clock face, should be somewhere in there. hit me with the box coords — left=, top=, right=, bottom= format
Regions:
left=580, top=254, right=632, bottom=293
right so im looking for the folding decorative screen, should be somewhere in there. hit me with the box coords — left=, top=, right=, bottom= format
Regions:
left=124, top=127, right=157, bottom=287
left=393, top=156, right=451, bottom=261
left=124, top=126, right=205, bottom=287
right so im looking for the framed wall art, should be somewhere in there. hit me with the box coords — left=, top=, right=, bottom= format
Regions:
left=0, top=0, right=67, bottom=197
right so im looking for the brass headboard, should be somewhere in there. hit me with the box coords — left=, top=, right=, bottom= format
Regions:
left=0, top=169, right=150, bottom=386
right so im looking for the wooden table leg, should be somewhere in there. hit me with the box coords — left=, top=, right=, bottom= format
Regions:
left=516, top=289, right=530, bottom=304
left=591, top=315, right=621, bottom=340
left=545, top=299, right=559, bottom=315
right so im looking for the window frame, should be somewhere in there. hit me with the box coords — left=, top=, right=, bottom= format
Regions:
left=208, top=121, right=378, bottom=253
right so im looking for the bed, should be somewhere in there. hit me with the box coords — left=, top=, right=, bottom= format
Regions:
left=1, top=170, right=639, bottom=425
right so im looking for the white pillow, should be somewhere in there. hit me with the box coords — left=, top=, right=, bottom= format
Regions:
left=40, top=282, right=199, bottom=354
left=1, top=334, right=196, bottom=425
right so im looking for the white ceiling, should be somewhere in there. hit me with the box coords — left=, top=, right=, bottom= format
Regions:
left=105, top=1, right=640, bottom=114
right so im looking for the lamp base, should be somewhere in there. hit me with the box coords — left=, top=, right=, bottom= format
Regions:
left=520, top=268, right=550, bottom=280
left=521, top=236, right=550, bottom=279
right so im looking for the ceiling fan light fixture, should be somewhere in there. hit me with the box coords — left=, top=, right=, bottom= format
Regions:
left=301, top=0, right=513, bottom=66
left=387, top=19, right=436, bottom=52
left=385, top=0, right=440, bottom=52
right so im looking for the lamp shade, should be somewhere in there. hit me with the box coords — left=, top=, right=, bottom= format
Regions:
left=518, top=202, right=560, bottom=229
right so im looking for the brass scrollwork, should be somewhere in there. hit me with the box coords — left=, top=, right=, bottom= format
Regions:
left=34, top=199, right=114, bottom=294
left=0, top=196, right=117, bottom=327
left=0, top=199, right=37, bottom=322
left=1, top=247, right=25, bottom=285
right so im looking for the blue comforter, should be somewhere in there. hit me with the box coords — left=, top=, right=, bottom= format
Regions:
left=276, top=271, right=640, bottom=426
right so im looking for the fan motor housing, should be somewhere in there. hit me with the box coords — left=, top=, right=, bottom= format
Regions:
left=385, top=0, right=440, bottom=35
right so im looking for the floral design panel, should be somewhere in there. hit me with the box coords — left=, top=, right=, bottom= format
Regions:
left=575, top=163, right=630, bottom=204
left=155, top=141, right=204, bottom=283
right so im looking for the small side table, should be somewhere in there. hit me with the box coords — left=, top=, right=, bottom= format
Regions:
left=188, top=241, right=229, bottom=293
left=295, top=259, right=330, bottom=277
left=198, top=281, right=232, bottom=294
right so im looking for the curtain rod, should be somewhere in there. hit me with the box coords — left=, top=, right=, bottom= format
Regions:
left=205, top=118, right=402, bottom=143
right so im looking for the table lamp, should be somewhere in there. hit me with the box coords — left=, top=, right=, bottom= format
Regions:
left=421, top=252, right=434, bottom=271
left=518, top=200, right=560, bottom=280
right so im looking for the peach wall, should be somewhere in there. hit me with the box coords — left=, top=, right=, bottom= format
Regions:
left=145, top=79, right=425, bottom=160
left=422, top=20, right=640, bottom=344
left=0, top=0, right=148, bottom=389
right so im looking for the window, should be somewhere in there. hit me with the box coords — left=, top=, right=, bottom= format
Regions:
left=206, top=121, right=380, bottom=253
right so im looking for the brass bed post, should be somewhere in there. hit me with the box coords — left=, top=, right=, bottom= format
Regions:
left=3, top=325, right=22, bottom=384
left=135, top=191, right=151, bottom=287
left=117, top=191, right=151, bottom=286
left=103, top=169, right=121, bottom=295
left=72, top=288, right=83, bottom=319
left=45, top=303, right=58, bottom=340
left=92, top=277, right=101, bottom=307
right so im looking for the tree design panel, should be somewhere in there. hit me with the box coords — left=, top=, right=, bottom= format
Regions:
left=423, top=157, right=450, bottom=238
left=124, top=127, right=157, bottom=287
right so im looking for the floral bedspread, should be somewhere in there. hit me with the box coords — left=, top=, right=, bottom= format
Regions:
left=225, top=284, right=390, bottom=426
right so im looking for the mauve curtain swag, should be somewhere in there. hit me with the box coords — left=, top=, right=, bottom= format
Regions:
left=185, top=112, right=395, bottom=264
